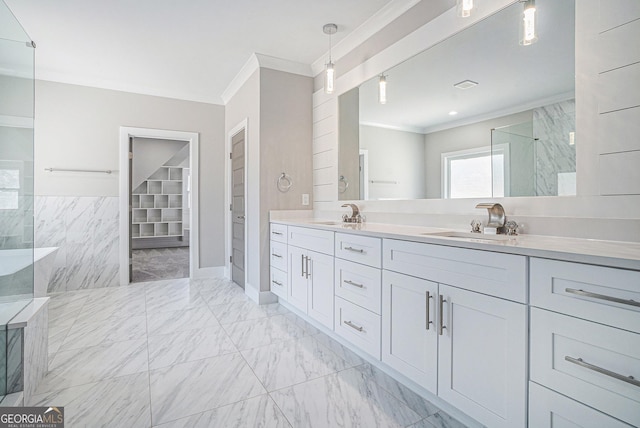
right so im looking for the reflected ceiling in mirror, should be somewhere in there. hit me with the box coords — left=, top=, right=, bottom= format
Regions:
left=338, top=0, right=575, bottom=201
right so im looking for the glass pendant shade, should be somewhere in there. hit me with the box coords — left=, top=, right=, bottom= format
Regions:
left=325, top=62, right=335, bottom=94
left=520, top=0, right=538, bottom=45
left=456, top=0, right=475, bottom=18
left=378, top=74, right=387, bottom=104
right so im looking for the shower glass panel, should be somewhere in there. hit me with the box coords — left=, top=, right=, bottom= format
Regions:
left=0, top=0, right=35, bottom=397
left=492, top=102, right=576, bottom=197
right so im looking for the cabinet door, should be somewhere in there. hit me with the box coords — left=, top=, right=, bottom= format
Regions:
left=308, top=250, right=334, bottom=330
left=382, top=271, right=438, bottom=394
left=288, top=246, right=308, bottom=313
left=438, top=284, right=527, bottom=428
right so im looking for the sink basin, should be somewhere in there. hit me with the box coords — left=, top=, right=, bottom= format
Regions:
left=424, top=231, right=512, bottom=242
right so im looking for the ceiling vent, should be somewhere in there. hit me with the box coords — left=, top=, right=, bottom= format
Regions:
left=453, top=80, right=479, bottom=89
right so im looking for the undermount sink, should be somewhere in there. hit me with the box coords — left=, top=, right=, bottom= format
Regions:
left=424, top=231, right=512, bottom=242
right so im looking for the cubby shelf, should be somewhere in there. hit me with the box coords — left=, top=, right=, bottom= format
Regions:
left=132, top=166, right=185, bottom=239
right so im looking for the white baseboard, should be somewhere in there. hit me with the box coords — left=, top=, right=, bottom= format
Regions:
left=244, top=283, right=278, bottom=305
left=192, top=266, right=225, bottom=279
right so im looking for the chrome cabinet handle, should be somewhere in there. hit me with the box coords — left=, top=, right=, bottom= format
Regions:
left=301, top=254, right=305, bottom=278
left=271, top=253, right=282, bottom=258
left=426, top=291, right=433, bottom=330
left=438, top=294, right=446, bottom=336
left=272, top=231, right=283, bottom=236
left=344, top=320, right=364, bottom=332
left=237, top=215, right=245, bottom=219
left=565, top=288, right=640, bottom=308
left=272, top=280, right=283, bottom=286
left=306, top=256, right=311, bottom=279
left=344, top=280, right=364, bottom=289
left=344, top=246, right=364, bottom=253
left=565, top=356, right=640, bottom=387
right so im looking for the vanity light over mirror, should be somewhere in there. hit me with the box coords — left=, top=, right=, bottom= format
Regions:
left=338, top=0, right=576, bottom=201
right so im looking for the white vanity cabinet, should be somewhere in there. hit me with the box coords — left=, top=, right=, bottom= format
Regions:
left=269, top=224, right=288, bottom=301
left=287, top=226, right=335, bottom=330
left=382, top=239, right=528, bottom=428
left=529, top=258, right=640, bottom=427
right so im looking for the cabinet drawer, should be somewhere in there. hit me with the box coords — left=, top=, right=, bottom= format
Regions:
left=530, top=308, right=640, bottom=427
left=335, top=233, right=381, bottom=268
left=383, top=239, right=527, bottom=303
left=335, top=259, right=381, bottom=314
left=270, top=267, right=288, bottom=301
left=270, top=241, right=287, bottom=272
left=529, top=382, right=633, bottom=428
left=288, top=226, right=334, bottom=255
left=335, top=296, right=381, bottom=359
left=270, top=223, right=288, bottom=243
left=530, top=258, right=640, bottom=333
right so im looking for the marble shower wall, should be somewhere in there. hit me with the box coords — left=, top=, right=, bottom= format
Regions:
left=533, top=100, right=577, bottom=196
left=35, top=197, right=119, bottom=292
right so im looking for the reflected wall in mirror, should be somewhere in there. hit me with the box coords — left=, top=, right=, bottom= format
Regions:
left=338, top=0, right=576, bottom=201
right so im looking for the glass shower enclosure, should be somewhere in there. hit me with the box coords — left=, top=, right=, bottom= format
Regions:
left=0, top=0, right=35, bottom=398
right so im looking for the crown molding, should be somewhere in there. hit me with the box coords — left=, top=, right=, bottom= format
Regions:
left=310, top=0, right=421, bottom=76
left=221, top=53, right=312, bottom=104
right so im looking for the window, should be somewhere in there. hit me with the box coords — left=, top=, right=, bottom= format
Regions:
left=0, top=162, right=23, bottom=210
left=442, top=146, right=508, bottom=199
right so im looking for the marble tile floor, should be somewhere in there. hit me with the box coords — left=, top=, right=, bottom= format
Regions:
left=36, top=276, right=468, bottom=428
left=131, top=247, right=190, bottom=283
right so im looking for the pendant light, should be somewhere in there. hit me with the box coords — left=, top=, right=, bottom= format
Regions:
left=378, top=74, right=387, bottom=105
left=323, top=23, right=338, bottom=94
left=456, top=0, right=475, bottom=18
left=520, top=0, right=538, bottom=45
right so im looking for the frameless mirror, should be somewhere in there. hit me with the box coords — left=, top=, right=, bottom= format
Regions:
left=338, top=0, right=575, bottom=201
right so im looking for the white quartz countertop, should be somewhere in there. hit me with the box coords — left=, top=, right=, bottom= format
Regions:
left=272, top=219, right=640, bottom=271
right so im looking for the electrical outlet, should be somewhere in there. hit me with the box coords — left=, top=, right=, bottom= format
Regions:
left=302, top=193, right=310, bottom=206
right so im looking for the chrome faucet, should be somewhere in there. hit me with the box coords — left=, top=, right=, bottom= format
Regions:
left=341, top=203, right=363, bottom=223
left=476, top=203, right=506, bottom=234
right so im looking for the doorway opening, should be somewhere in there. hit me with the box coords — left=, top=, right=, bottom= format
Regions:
left=227, top=120, right=247, bottom=290
left=119, top=127, right=200, bottom=286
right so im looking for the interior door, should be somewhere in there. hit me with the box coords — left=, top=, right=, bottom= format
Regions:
left=231, top=131, right=245, bottom=288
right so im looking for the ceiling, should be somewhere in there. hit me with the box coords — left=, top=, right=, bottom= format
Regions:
left=358, top=0, right=575, bottom=133
left=4, top=0, right=396, bottom=104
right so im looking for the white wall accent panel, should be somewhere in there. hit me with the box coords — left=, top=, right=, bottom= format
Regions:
left=313, top=99, right=336, bottom=123
left=598, top=106, right=640, bottom=154
left=599, top=0, right=640, bottom=31
left=598, top=62, right=640, bottom=114
left=313, top=167, right=335, bottom=186
left=313, top=133, right=335, bottom=155
left=313, top=116, right=335, bottom=139
left=599, top=151, right=640, bottom=195
left=598, top=18, right=640, bottom=73
left=313, top=184, right=335, bottom=203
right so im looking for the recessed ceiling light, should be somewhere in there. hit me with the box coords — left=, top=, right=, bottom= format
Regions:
left=453, top=80, right=478, bottom=90
left=449, top=111, right=458, bottom=116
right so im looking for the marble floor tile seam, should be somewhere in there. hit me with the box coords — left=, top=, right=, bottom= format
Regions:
left=263, top=360, right=368, bottom=395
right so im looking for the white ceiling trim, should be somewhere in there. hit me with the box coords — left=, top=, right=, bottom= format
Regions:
left=36, top=67, right=223, bottom=105
left=360, top=121, right=424, bottom=134
left=310, top=0, right=421, bottom=77
left=221, top=53, right=312, bottom=105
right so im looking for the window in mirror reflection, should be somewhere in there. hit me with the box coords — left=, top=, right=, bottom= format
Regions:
left=442, top=147, right=506, bottom=199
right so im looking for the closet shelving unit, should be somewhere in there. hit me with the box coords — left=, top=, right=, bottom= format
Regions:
left=131, top=166, right=184, bottom=239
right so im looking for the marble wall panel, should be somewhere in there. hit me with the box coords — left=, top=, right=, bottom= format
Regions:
left=23, top=301, right=48, bottom=403
left=35, top=197, right=120, bottom=292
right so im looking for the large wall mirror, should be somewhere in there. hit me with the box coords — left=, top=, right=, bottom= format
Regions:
left=338, top=0, right=576, bottom=201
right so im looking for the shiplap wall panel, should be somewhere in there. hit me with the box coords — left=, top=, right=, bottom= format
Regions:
left=599, top=0, right=640, bottom=31
left=598, top=63, right=640, bottom=114
left=312, top=94, right=338, bottom=205
left=313, top=133, right=335, bottom=154
left=599, top=151, right=640, bottom=195
left=313, top=116, right=335, bottom=139
left=313, top=184, right=335, bottom=202
left=598, top=106, right=640, bottom=154
left=314, top=99, right=336, bottom=122
left=313, top=166, right=336, bottom=185
left=598, top=19, right=640, bottom=73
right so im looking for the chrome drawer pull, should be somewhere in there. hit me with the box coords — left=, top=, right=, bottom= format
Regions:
left=565, top=288, right=640, bottom=308
left=344, top=280, right=364, bottom=289
left=272, top=231, right=283, bottom=235
left=344, top=246, right=364, bottom=253
left=272, top=280, right=283, bottom=286
left=565, top=356, right=640, bottom=387
left=438, top=295, right=446, bottom=336
left=426, top=291, right=433, bottom=330
left=344, top=320, right=364, bottom=332
left=271, top=253, right=282, bottom=258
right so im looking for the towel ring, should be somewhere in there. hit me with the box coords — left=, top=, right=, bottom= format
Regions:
left=338, top=175, right=349, bottom=193
left=277, top=172, right=293, bottom=192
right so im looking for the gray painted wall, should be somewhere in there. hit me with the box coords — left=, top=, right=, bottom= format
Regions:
left=33, top=80, right=226, bottom=268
